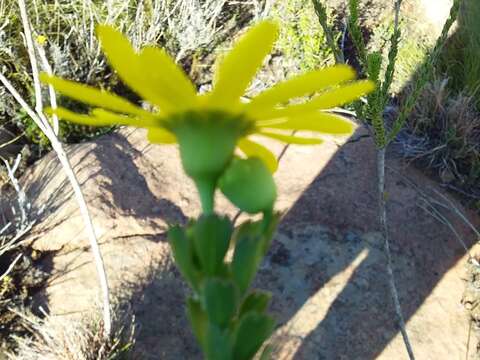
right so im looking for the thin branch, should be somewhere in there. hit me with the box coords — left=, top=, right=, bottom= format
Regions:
left=0, top=70, right=112, bottom=339
left=18, top=0, right=43, bottom=116
left=0, top=132, right=25, bottom=150
left=3, top=0, right=112, bottom=337
left=3, top=154, right=29, bottom=228
left=377, top=149, right=415, bottom=359
left=387, top=163, right=479, bottom=265
left=312, top=0, right=344, bottom=64
left=371, top=0, right=415, bottom=357
left=36, top=43, right=59, bottom=135
left=0, top=253, right=23, bottom=282
left=430, top=188, right=480, bottom=240
left=418, top=199, right=471, bottom=257
left=0, top=224, right=33, bottom=257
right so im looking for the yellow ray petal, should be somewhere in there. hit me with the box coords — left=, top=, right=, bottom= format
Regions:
left=307, top=80, right=375, bottom=109
left=40, top=74, right=147, bottom=116
left=257, top=112, right=355, bottom=134
left=139, top=47, right=197, bottom=109
left=255, top=80, right=374, bottom=120
left=208, top=21, right=279, bottom=109
left=46, top=107, right=115, bottom=126
left=91, top=108, right=159, bottom=128
left=96, top=25, right=175, bottom=112
left=258, top=131, right=324, bottom=145
left=246, top=65, right=356, bottom=114
left=238, top=138, right=278, bottom=173
left=147, top=128, right=177, bottom=144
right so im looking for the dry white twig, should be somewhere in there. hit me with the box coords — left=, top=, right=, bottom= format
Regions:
left=430, top=188, right=480, bottom=240
left=3, top=154, right=29, bottom=228
left=7, top=306, right=135, bottom=360
left=0, top=253, right=23, bottom=281
left=0, top=224, right=33, bottom=257
left=36, top=43, right=59, bottom=135
left=387, top=164, right=479, bottom=265
left=377, top=150, right=415, bottom=360
left=18, top=0, right=43, bottom=116
left=2, top=0, right=112, bottom=338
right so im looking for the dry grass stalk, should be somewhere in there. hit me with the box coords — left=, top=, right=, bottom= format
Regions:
left=0, top=0, right=112, bottom=337
left=7, top=310, right=134, bottom=360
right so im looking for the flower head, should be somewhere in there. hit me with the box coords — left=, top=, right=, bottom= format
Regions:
left=36, top=35, right=48, bottom=46
left=40, top=21, right=373, bottom=178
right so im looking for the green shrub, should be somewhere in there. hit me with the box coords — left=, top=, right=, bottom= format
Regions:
left=271, top=0, right=334, bottom=72
left=438, top=0, right=480, bottom=97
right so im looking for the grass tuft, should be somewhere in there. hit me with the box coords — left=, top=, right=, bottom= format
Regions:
left=403, top=78, right=480, bottom=205
left=8, top=310, right=135, bottom=360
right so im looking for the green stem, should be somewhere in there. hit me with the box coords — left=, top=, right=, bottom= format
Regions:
left=195, top=178, right=216, bottom=215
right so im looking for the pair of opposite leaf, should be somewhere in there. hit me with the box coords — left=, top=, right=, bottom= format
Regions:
left=40, top=21, right=374, bottom=179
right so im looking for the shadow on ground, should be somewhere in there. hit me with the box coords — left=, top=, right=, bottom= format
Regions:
left=93, top=127, right=479, bottom=359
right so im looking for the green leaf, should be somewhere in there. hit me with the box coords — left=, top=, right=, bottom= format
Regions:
left=260, top=212, right=280, bottom=256
left=239, top=291, right=271, bottom=318
left=192, top=214, right=233, bottom=276
left=168, top=226, right=200, bottom=290
left=206, top=323, right=233, bottom=360
left=233, top=312, right=275, bottom=360
left=187, top=298, right=208, bottom=349
left=203, top=278, right=238, bottom=328
left=366, top=51, right=382, bottom=83
left=231, top=224, right=264, bottom=294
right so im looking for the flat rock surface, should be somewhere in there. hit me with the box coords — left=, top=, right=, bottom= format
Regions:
left=18, top=124, right=479, bottom=359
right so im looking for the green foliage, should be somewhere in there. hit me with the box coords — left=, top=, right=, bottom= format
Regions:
left=389, top=0, right=461, bottom=144
left=206, top=323, right=233, bottom=360
left=239, top=291, right=272, bottom=317
left=231, top=226, right=265, bottom=295
left=232, top=312, right=275, bottom=360
left=365, top=51, right=386, bottom=147
left=438, top=0, right=480, bottom=97
left=168, top=225, right=201, bottom=291
left=192, top=215, right=233, bottom=276
left=405, top=81, right=480, bottom=195
left=347, top=0, right=367, bottom=67
left=187, top=298, right=208, bottom=348
left=169, top=213, right=278, bottom=360
left=311, top=0, right=344, bottom=64
left=203, top=278, right=239, bottom=327
left=312, top=0, right=461, bottom=150
left=391, top=35, right=429, bottom=92
left=271, top=0, right=334, bottom=72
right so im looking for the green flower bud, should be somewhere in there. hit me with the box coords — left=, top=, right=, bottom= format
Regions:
left=219, top=157, right=277, bottom=214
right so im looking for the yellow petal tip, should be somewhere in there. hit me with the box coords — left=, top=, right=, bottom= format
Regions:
left=39, top=72, right=51, bottom=83
left=95, top=24, right=114, bottom=37
left=364, top=80, right=376, bottom=93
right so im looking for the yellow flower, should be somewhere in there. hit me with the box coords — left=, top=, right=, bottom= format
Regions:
left=40, top=21, right=373, bottom=175
left=36, top=35, right=47, bottom=45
